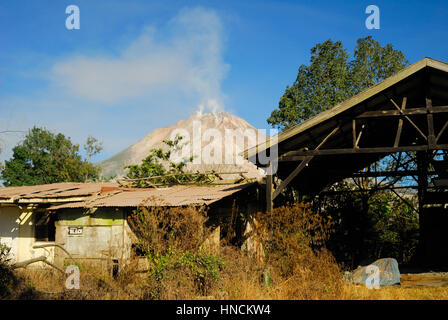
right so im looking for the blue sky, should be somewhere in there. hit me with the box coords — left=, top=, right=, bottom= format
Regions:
left=0, top=0, right=447, bottom=163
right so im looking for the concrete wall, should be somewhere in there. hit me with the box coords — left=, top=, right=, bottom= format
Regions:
left=55, top=207, right=133, bottom=269
left=0, top=205, right=55, bottom=266
left=0, top=205, right=20, bottom=262
left=1, top=204, right=133, bottom=270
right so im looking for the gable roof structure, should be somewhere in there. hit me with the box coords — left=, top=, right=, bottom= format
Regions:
left=244, top=57, right=448, bottom=197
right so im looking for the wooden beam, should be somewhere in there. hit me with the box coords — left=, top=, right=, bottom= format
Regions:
left=272, top=156, right=313, bottom=200
left=349, top=170, right=436, bottom=178
left=278, top=156, right=306, bottom=162
left=280, top=125, right=341, bottom=160
left=389, top=98, right=428, bottom=141
left=244, top=58, right=448, bottom=160
left=271, top=125, right=340, bottom=200
left=352, top=119, right=356, bottom=148
left=355, top=124, right=365, bottom=148
left=358, top=108, right=425, bottom=118
left=266, top=164, right=273, bottom=213
left=428, top=106, right=448, bottom=113
left=315, top=126, right=340, bottom=149
left=427, top=110, right=436, bottom=147
left=426, top=74, right=436, bottom=148
left=394, top=97, right=407, bottom=148
left=279, top=144, right=448, bottom=157
left=356, top=105, right=448, bottom=118
left=416, top=151, right=429, bottom=256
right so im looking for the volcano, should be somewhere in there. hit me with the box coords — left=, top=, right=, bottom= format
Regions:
left=98, top=112, right=267, bottom=180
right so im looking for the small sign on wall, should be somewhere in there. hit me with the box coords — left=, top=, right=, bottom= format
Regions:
left=68, top=226, right=83, bottom=236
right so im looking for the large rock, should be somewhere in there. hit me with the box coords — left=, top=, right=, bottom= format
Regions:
left=350, top=258, right=401, bottom=286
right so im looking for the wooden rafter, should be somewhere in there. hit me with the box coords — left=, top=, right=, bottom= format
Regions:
left=244, top=58, right=448, bottom=161
left=394, top=97, right=407, bottom=147
left=268, top=126, right=340, bottom=206
left=389, top=97, right=428, bottom=141
left=278, top=155, right=306, bottom=162
left=356, top=105, right=448, bottom=118
left=355, top=124, right=365, bottom=148
left=272, top=156, right=313, bottom=200
left=277, top=144, right=448, bottom=157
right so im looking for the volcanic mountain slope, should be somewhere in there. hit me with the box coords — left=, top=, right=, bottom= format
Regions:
left=97, top=112, right=267, bottom=180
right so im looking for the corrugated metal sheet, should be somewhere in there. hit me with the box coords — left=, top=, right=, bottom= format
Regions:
left=0, top=182, right=254, bottom=208
left=0, top=182, right=117, bottom=201
left=49, top=183, right=254, bottom=209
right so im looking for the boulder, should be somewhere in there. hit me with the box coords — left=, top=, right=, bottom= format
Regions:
left=350, top=258, right=401, bottom=286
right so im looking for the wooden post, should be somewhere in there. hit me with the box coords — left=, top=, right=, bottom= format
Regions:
left=426, top=70, right=436, bottom=148
left=394, top=97, right=407, bottom=147
left=266, top=163, right=273, bottom=213
left=352, top=119, right=356, bottom=148
left=426, top=97, right=436, bottom=148
left=416, top=151, right=429, bottom=263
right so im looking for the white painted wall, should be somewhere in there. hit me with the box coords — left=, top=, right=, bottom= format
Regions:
left=0, top=206, right=20, bottom=263
left=1, top=206, right=55, bottom=267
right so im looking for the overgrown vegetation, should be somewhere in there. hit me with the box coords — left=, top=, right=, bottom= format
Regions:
left=123, top=135, right=222, bottom=187
left=0, top=204, right=344, bottom=300
left=244, top=204, right=344, bottom=299
left=125, top=135, right=192, bottom=183
left=0, top=242, right=39, bottom=299
left=1, top=204, right=446, bottom=300
left=316, top=181, right=419, bottom=269
left=127, top=205, right=224, bottom=298
left=111, top=203, right=344, bottom=299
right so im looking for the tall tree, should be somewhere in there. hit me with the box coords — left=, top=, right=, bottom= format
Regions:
left=84, top=135, right=103, bottom=163
left=268, top=36, right=408, bottom=130
left=1, top=127, right=100, bottom=186
left=267, top=37, right=415, bottom=266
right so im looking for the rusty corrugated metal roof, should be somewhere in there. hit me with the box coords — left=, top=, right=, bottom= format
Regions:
left=0, top=182, right=254, bottom=208
left=0, top=182, right=118, bottom=201
left=48, top=183, right=254, bottom=209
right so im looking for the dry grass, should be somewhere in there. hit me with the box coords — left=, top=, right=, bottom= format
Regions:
left=15, top=262, right=147, bottom=300
left=14, top=265, right=448, bottom=300
left=342, top=284, right=448, bottom=300
left=4, top=204, right=448, bottom=300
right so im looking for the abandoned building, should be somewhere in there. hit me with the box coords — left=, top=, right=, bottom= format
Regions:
left=0, top=181, right=260, bottom=270
left=245, top=57, right=448, bottom=266
left=2, top=57, right=448, bottom=271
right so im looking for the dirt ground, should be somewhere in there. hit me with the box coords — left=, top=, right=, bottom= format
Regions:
left=401, top=272, right=448, bottom=288
left=342, top=268, right=448, bottom=300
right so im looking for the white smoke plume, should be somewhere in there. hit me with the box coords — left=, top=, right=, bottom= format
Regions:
left=51, top=7, right=229, bottom=114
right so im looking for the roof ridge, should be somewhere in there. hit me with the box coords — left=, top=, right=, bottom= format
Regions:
left=244, top=57, right=448, bottom=159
